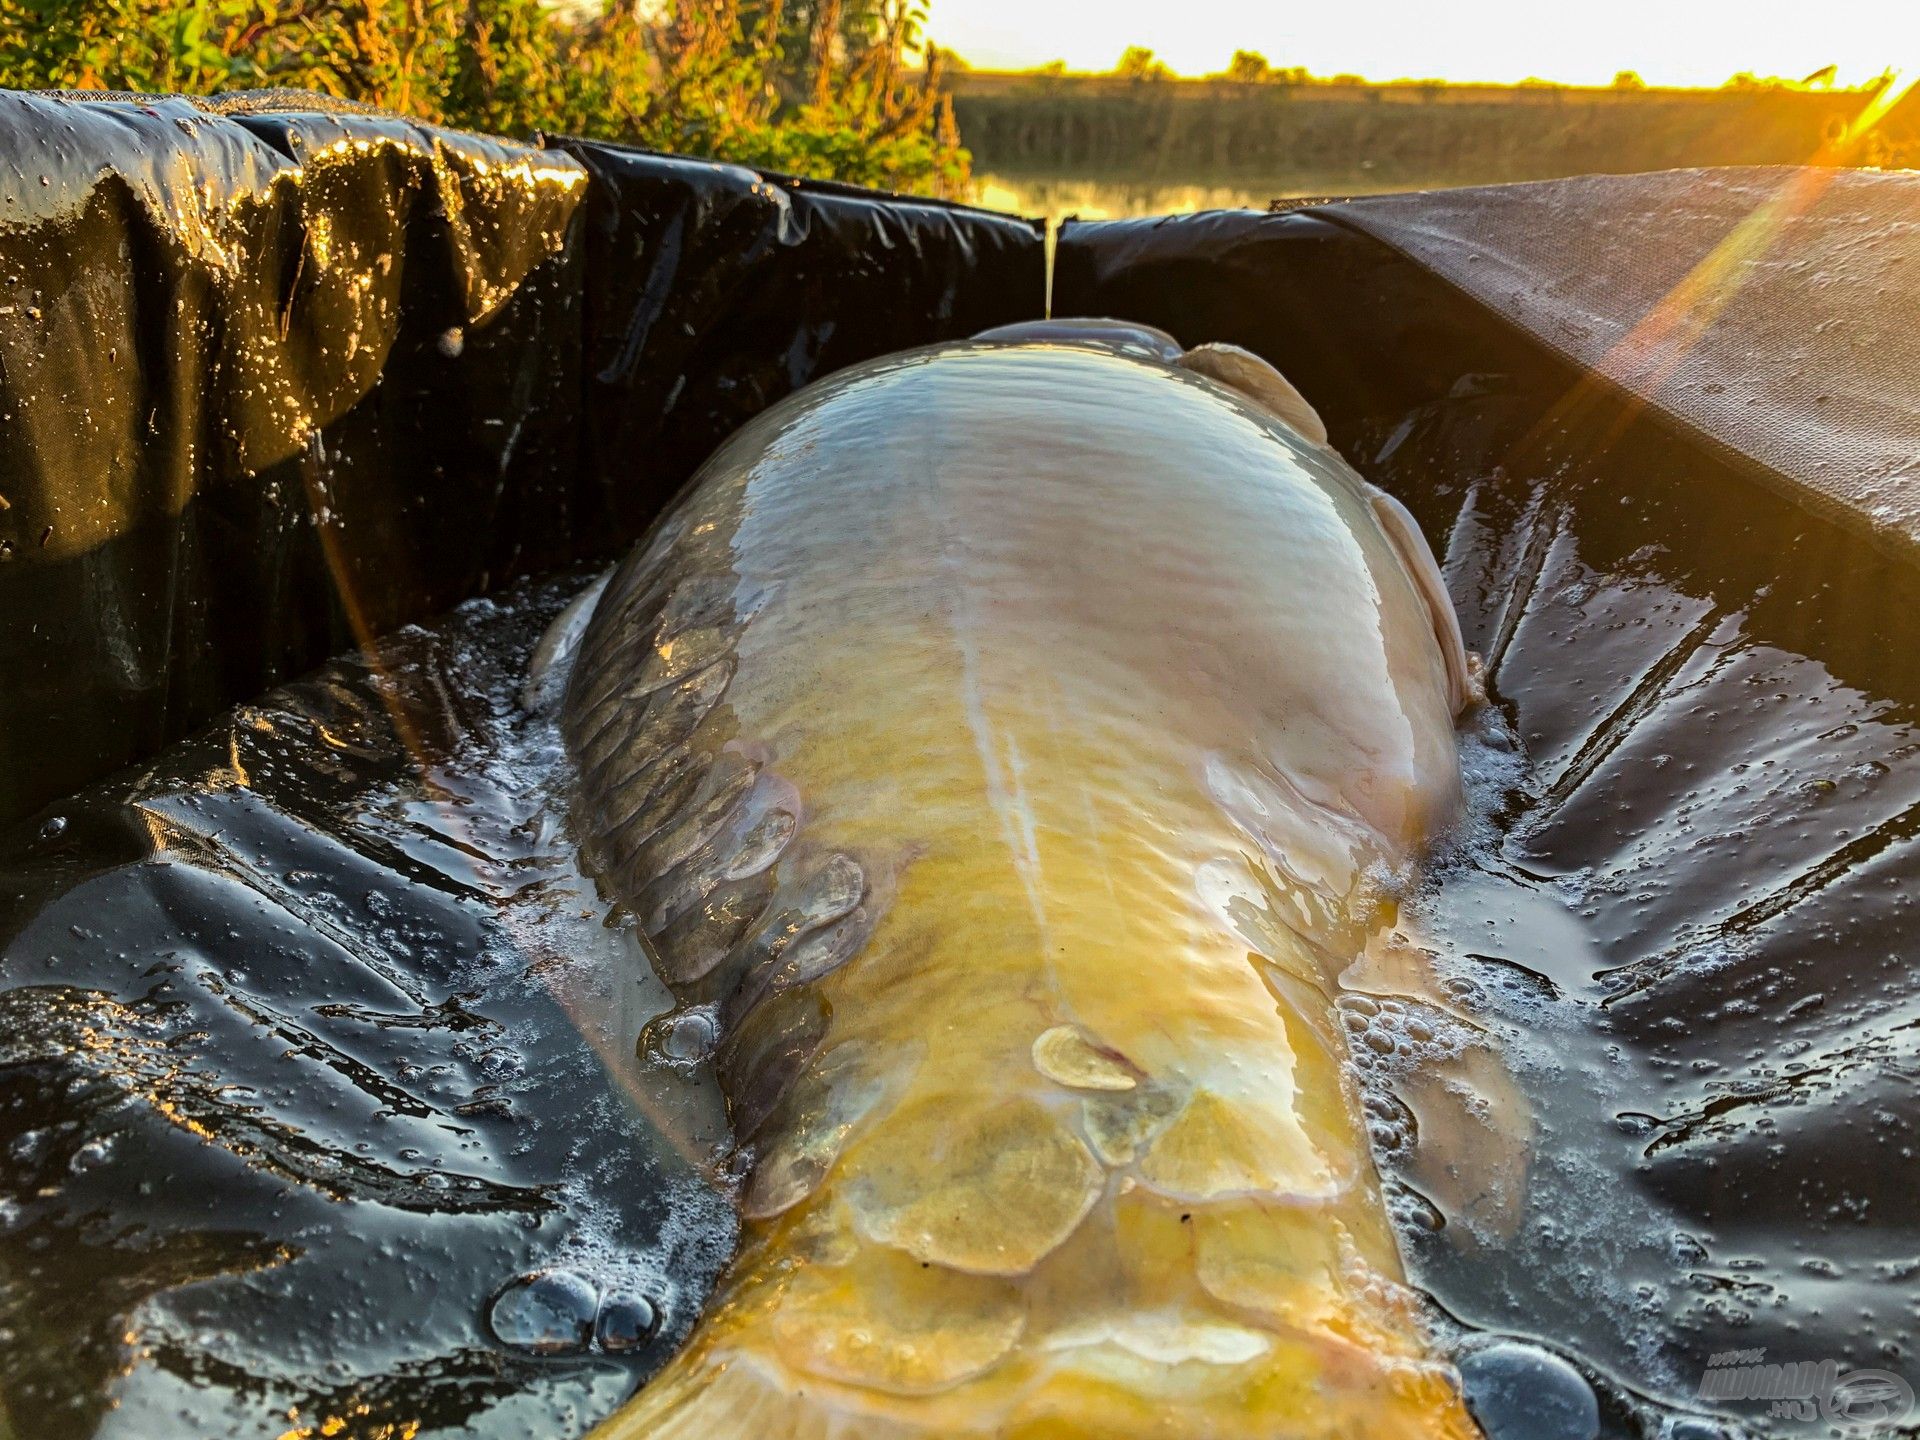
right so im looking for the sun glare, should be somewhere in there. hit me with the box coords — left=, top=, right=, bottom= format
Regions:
left=926, top=0, right=1918, bottom=90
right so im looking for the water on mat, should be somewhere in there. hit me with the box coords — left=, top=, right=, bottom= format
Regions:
left=4, top=401, right=1919, bottom=1438
left=0, top=575, right=734, bottom=1439
left=1364, top=382, right=1920, bottom=1438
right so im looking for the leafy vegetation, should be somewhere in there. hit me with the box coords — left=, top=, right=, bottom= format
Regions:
left=0, top=0, right=970, bottom=196
left=1113, top=45, right=1171, bottom=83
left=1218, top=50, right=1310, bottom=86
left=1017, top=47, right=1888, bottom=99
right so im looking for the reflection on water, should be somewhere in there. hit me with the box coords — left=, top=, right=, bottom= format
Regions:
left=972, top=166, right=1493, bottom=220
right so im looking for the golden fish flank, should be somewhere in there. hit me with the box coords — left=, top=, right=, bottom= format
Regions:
left=559, top=321, right=1482, bottom=1438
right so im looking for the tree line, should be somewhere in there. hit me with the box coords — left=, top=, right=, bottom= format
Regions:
left=0, top=0, right=970, bottom=195
left=1030, top=45, right=1888, bottom=94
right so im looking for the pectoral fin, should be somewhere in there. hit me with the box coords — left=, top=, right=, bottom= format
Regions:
left=1343, top=931, right=1534, bottom=1243
left=1176, top=341, right=1330, bottom=446
left=1362, top=484, right=1485, bottom=717
left=1396, top=1037, right=1534, bottom=1244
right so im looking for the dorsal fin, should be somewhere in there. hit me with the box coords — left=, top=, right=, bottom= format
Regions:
left=1176, top=342, right=1330, bottom=446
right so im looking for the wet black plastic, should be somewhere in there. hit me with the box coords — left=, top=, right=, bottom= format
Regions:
left=552, top=140, right=1045, bottom=537
left=1054, top=209, right=1580, bottom=458
left=0, top=95, right=1047, bottom=830
left=0, top=576, right=737, bottom=1439
left=0, top=91, right=591, bottom=825
left=1386, top=379, right=1920, bottom=1436
left=1325, top=169, right=1920, bottom=560
left=1063, top=213, right=1920, bottom=1434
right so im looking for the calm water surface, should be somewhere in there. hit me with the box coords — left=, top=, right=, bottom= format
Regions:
left=972, top=165, right=1498, bottom=220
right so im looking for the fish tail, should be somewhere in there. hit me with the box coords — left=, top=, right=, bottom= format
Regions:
left=586, top=1177, right=1480, bottom=1440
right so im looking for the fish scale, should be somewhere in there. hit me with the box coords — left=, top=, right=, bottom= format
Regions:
left=561, top=330, right=1479, bottom=1438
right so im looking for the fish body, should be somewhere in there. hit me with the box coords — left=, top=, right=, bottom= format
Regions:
left=560, top=326, right=1479, bottom=1438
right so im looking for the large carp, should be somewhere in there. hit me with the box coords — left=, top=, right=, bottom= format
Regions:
left=553, top=320, right=1484, bottom=1439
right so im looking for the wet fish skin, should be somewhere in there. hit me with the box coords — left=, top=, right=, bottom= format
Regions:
left=562, top=326, right=1479, bottom=1438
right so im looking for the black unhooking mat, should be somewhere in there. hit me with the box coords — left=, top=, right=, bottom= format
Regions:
left=1060, top=196, right=1920, bottom=1437
left=0, top=575, right=742, bottom=1439
left=5, top=86, right=1920, bottom=1439
left=0, top=90, right=1044, bottom=828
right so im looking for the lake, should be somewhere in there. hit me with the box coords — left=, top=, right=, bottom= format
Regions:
left=970, top=164, right=1503, bottom=221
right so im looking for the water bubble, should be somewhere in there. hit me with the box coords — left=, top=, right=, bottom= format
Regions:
left=593, top=1290, right=661, bottom=1354
left=1387, top=1184, right=1444, bottom=1231
left=474, top=1047, right=525, bottom=1082
left=1660, top=1422, right=1738, bottom=1440
left=643, top=1007, right=718, bottom=1066
left=1458, top=1340, right=1600, bottom=1440
left=488, top=1270, right=599, bottom=1355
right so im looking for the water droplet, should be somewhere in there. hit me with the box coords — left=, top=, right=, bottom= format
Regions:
left=593, top=1291, right=660, bottom=1353
left=645, top=1007, right=717, bottom=1066
left=1661, top=1421, right=1738, bottom=1440
left=488, top=1270, right=599, bottom=1355
left=1458, top=1340, right=1599, bottom=1440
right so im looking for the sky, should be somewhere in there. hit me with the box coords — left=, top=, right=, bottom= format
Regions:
left=925, top=0, right=1920, bottom=89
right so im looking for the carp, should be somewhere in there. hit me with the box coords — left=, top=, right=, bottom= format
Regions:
left=553, top=320, right=1485, bottom=1438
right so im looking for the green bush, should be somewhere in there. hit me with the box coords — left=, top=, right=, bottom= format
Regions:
left=0, top=0, right=970, bottom=196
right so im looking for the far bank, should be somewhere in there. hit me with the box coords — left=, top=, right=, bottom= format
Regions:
left=951, top=70, right=1919, bottom=208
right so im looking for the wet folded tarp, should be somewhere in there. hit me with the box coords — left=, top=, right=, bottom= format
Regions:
left=1053, top=206, right=1579, bottom=456
left=1319, top=168, right=1920, bottom=554
left=552, top=141, right=1044, bottom=535
left=1058, top=167, right=1920, bottom=561
left=1060, top=203, right=1920, bottom=1431
left=0, top=93, right=1047, bottom=828
left=0, top=577, right=737, bottom=1440
left=1368, top=377, right=1920, bottom=1430
left=0, top=91, right=591, bottom=823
